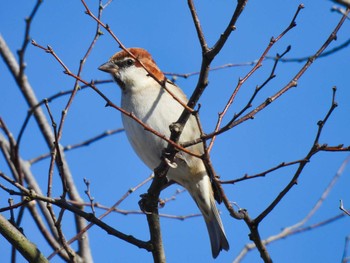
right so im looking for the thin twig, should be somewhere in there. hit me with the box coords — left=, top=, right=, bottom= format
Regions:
left=221, top=159, right=306, bottom=184
left=29, top=128, right=124, bottom=164
left=0, top=137, right=70, bottom=260
left=255, top=87, right=339, bottom=224
left=47, top=174, right=154, bottom=260
left=43, top=100, right=68, bottom=197
left=83, top=178, right=95, bottom=215
left=66, top=200, right=201, bottom=220
left=18, top=0, right=43, bottom=77
left=0, top=33, right=88, bottom=260
left=81, top=0, right=193, bottom=113
left=200, top=7, right=349, bottom=143
left=0, top=170, right=152, bottom=254
left=340, top=200, right=350, bottom=216
left=164, top=61, right=255, bottom=79
left=234, top=154, right=350, bottom=262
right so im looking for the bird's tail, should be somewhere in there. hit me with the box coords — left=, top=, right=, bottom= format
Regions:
left=204, top=195, right=229, bottom=258
left=189, top=176, right=229, bottom=258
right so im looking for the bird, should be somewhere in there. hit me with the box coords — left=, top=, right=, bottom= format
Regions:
left=98, top=48, right=229, bottom=258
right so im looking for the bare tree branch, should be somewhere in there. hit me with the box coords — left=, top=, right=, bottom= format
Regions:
left=0, top=213, right=49, bottom=263
left=340, top=200, right=350, bottom=216
left=234, top=154, right=350, bottom=262
left=342, top=236, right=350, bottom=263
left=255, top=86, right=339, bottom=224
left=0, top=34, right=91, bottom=261
left=48, top=174, right=154, bottom=260
left=201, top=7, right=350, bottom=142
left=29, top=128, right=124, bottom=164
left=0, top=171, right=152, bottom=253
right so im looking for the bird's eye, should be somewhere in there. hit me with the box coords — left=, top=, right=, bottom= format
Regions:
left=126, top=59, right=134, bottom=66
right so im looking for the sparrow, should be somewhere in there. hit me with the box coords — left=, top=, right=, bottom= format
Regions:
left=98, top=48, right=229, bottom=258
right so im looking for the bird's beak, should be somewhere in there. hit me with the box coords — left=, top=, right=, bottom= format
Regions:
left=98, top=61, right=118, bottom=74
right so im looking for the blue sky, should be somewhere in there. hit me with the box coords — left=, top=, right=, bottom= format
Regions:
left=1, top=1, right=350, bottom=262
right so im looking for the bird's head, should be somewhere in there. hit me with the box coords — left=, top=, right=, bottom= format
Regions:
left=98, top=48, right=165, bottom=91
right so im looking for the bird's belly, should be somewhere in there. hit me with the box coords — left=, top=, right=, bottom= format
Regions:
left=121, top=90, right=179, bottom=170
left=121, top=87, right=205, bottom=184
left=123, top=114, right=168, bottom=170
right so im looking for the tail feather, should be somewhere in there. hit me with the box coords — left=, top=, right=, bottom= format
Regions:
left=205, top=197, right=229, bottom=258
left=189, top=175, right=229, bottom=258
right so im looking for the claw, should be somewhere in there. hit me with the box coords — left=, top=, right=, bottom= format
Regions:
left=164, top=157, right=178, bottom=168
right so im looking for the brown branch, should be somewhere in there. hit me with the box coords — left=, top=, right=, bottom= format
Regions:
left=234, top=154, right=350, bottom=262
left=43, top=100, right=68, bottom=197
left=83, top=178, right=95, bottom=215
left=17, top=0, right=43, bottom=77
left=66, top=201, right=201, bottom=220
left=221, top=159, right=306, bottom=184
left=322, top=145, right=350, bottom=151
left=208, top=0, right=248, bottom=59
left=267, top=37, right=350, bottom=63
left=16, top=79, right=112, bottom=146
left=187, top=0, right=208, bottom=51
left=159, top=188, right=186, bottom=207
left=165, top=29, right=350, bottom=80
left=0, top=118, right=24, bottom=186
left=33, top=2, right=105, bottom=256
left=233, top=85, right=341, bottom=263
left=48, top=174, right=154, bottom=260
left=201, top=7, right=350, bottom=142
left=81, top=0, right=193, bottom=113
left=0, top=199, right=30, bottom=213
left=207, top=39, right=293, bottom=152
left=231, top=45, right=291, bottom=122
left=144, top=0, right=249, bottom=214
left=255, top=86, right=339, bottom=224
left=144, top=205, right=166, bottom=263
left=0, top=33, right=90, bottom=259
left=29, top=128, right=124, bottom=164
left=234, top=214, right=345, bottom=263
left=243, top=211, right=272, bottom=263
left=139, top=2, right=249, bottom=260
left=0, top=171, right=152, bottom=254
left=163, top=61, right=255, bottom=80
left=49, top=205, right=76, bottom=261
left=0, top=139, right=70, bottom=260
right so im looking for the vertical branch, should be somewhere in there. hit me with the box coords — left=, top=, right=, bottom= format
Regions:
left=44, top=100, right=68, bottom=197
left=146, top=206, right=166, bottom=263
left=167, top=0, right=249, bottom=154
left=139, top=176, right=167, bottom=263
left=243, top=213, right=272, bottom=263
left=187, top=0, right=208, bottom=51
left=18, top=0, right=43, bottom=76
